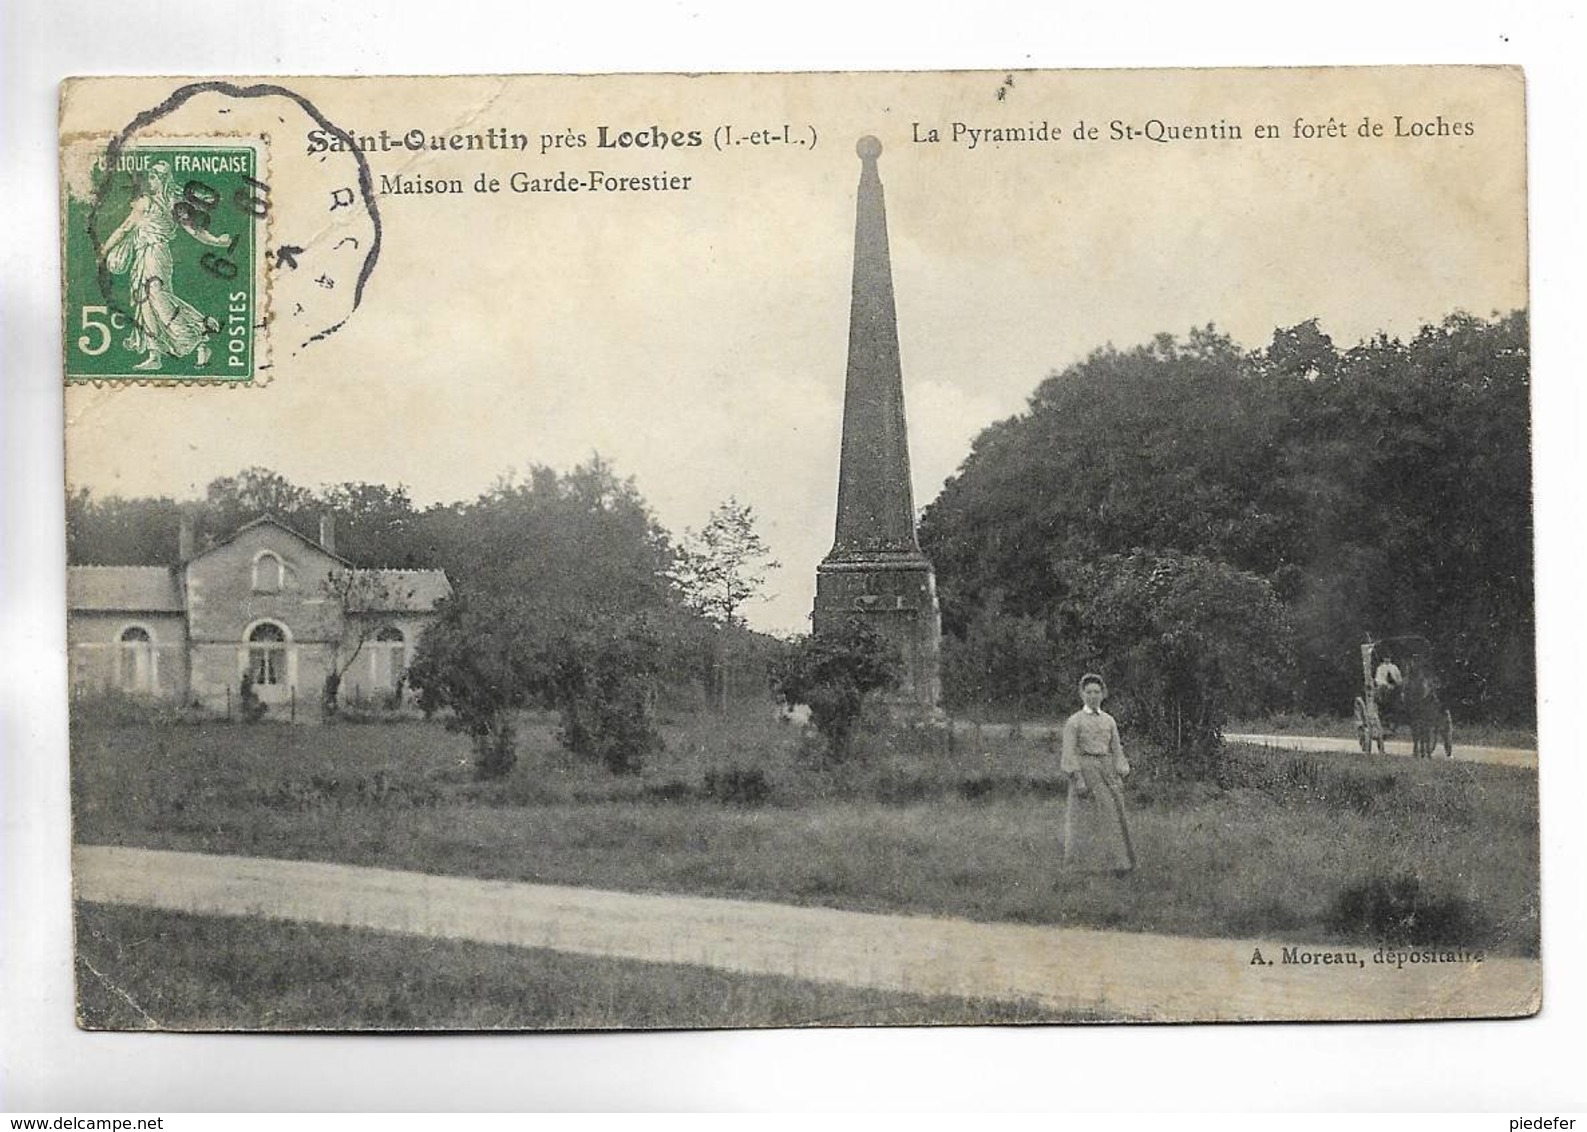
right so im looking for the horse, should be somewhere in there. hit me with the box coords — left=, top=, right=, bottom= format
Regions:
left=1401, top=666, right=1454, bottom=758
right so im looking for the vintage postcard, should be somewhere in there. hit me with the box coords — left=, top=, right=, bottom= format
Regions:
left=60, top=68, right=1536, bottom=1030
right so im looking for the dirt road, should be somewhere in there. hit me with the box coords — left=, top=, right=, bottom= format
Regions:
left=951, top=721, right=1536, bottom=768
left=75, top=844, right=1538, bottom=1023
left=1227, top=733, right=1537, bottom=768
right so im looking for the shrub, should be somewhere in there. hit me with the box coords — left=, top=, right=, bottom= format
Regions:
left=239, top=674, right=268, bottom=723
left=259, top=771, right=443, bottom=810
left=544, top=627, right=665, bottom=776
left=408, top=596, right=538, bottom=780
left=956, top=775, right=1066, bottom=803
left=69, top=690, right=212, bottom=728
left=1327, top=872, right=1491, bottom=948
left=1271, top=756, right=1387, bottom=814
left=475, top=716, right=519, bottom=780
left=702, top=767, right=772, bottom=806
left=1218, top=749, right=1416, bottom=817
left=641, top=780, right=696, bottom=804
left=1065, top=551, right=1294, bottom=777
left=775, top=618, right=900, bottom=762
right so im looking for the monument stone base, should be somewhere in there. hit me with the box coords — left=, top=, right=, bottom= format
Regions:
left=814, top=552, right=943, bottom=716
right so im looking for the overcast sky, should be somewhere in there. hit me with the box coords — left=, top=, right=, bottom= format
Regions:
left=62, top=68, right=1527, bottom=633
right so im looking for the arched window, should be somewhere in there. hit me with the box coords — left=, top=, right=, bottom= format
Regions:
left=248, top=621, right=288, bottom=685
left=118, top=624, right=154, bottom=693
left=252, top=551, right=284, bottom=593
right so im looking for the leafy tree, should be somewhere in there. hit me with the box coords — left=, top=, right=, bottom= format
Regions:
left=541, top=617, right=666, bottom=775
left=671, top=497, right=781, bottom=626
left=427, top=456, right=676, bottom=626
left=1275, top=312, right=1533, bottom=718
left=940, top=590, right=1067, bottom=717
left=670, top=497, right=781, bottom=711
left=775, top=618, right=900, bottom=761
left=920, top=326, right=1295, bottom=635
left=70, top=470, right=326, bottom=565
left=919, top=312, right=1532, bottom=724
left=65, top=488, right=187, bottom=565
left=408, top=595, right=540, bottom=779
left=409, top=599, right=668, bottom=778
left=201, top=467, right=317, bottom=542
left=318, top=481, right=423, bottom=566
left=1067, top=551, right=1293, bottom=775
left=319, top=569, right=417, bottom=715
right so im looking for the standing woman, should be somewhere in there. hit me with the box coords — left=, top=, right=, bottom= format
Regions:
left=99, top=160, right=227, bottom=371
left=1059, top=673, right=1138, bottom=874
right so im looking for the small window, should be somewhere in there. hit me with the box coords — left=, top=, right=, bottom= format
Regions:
left=253, top=551, right=284, bottom=593
left=248, top=622, right=287, bottom=685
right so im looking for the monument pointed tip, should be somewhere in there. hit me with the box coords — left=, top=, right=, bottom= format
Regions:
left=857, top=135, right=882, bottom=161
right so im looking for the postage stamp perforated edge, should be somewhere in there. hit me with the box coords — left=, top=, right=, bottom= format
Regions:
left=60, top=130, right=273, bottom=389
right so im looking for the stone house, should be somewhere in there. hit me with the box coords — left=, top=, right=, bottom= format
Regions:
left=67, top=515, right=451, bottom=719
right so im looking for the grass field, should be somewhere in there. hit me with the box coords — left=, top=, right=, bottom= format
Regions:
left=71, top=702, right=1541, bottom=957
left=75, top=903, right=1073, bottom=1030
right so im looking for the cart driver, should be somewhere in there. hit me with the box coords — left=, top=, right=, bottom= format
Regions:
left=1374, top=656, right=1402, bottom=705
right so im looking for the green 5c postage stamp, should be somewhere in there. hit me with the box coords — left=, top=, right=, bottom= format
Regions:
left=62, top=139, right=266, bottom=383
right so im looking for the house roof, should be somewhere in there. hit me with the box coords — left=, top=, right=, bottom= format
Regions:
left=193, top=514, right=355, bottom=567
left=68, top=516, right=452, bottom=614
left=67, top=566, right=183, bottom=612
left=344, top=568, right=453, bottom=613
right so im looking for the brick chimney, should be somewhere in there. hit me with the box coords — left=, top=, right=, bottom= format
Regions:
left=178, top=513, right=195, bottom=561
left=319, top=513, right=337, bottom=556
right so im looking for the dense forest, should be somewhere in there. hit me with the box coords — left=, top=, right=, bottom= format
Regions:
left=918, top=311, right=1533, bottom=723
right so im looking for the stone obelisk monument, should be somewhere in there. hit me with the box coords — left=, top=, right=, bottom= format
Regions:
left=813, top=136, right=942, bottom=713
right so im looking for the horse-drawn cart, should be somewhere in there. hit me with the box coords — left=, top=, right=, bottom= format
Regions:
left=1353, top=635, right=1454, bottom=757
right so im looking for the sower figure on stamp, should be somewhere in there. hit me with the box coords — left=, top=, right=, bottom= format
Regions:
left=1060, top=674, right=1138, bottom=875
left=99, top=161, right=227, bottom=371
